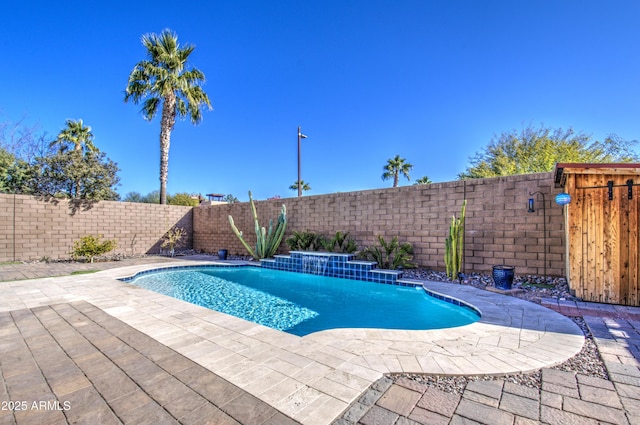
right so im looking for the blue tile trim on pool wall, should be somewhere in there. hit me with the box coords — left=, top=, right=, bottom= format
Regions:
left=422, top=287, right=481, bottom=317
left=261, top=251, right=405, bottom=285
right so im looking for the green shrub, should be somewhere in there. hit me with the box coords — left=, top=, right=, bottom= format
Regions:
left=71, top=235, right=117, bottom=263
left=360, top=236, right=414, bottom=269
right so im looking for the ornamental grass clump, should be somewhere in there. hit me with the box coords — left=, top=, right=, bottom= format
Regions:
left=71, top=235, right=117, bottom=263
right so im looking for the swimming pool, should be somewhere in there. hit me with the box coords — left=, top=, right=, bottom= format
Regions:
left=123, top=266, right=479, bottom=336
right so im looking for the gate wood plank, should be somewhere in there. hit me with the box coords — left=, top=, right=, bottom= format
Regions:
left=585, top=175, right=598, bottom=302
left=604, top=179, right=619, bottom=304
left=630, top=181, right=639, bottom=306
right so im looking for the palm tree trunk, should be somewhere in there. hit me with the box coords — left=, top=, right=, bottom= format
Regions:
left=393, top=172, right=399, bottom=187
left=159, top=94, right=177, bottom=204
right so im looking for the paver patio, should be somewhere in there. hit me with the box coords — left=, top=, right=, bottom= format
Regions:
left=1, top=301, right=297, bottom=425
left=1, top=257, right=637, bottom=424
left=334, top=306, right=640, bottom=425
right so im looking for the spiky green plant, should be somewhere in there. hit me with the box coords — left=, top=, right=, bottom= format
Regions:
left=360, top=236, right=414, bottom=269
left=286, top=231, right=322, bottom=251
left=445, top=200, right=467, bottom=280
left=322, top=231, right=358, bottom=253
left=228, top=191, right=287, bottom=260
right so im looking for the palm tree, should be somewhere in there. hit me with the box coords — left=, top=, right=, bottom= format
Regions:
left=414, top=176, right=433, bottom=185
left=382, top=155, right=413, bottom=187
left=124, top=29, right=212, bottom=204
left=289, top=180, right=311, bottom=193
left=51, top=119, right=97, bottom=153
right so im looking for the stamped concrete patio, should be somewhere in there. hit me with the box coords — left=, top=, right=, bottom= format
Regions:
left=1, top=257, right=634, bottom=424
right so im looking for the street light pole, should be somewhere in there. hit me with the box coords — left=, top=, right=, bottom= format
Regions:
left=297, top=126, right=307, bottom=198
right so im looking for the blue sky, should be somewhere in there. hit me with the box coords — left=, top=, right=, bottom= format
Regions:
left=2, top=1, right=639, bottom=201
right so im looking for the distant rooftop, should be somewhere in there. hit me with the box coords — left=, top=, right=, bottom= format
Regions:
left=206, top=193, right=224, bottom=201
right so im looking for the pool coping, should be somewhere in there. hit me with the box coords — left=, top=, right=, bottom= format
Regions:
left=0, top=260, right=585, bottom=425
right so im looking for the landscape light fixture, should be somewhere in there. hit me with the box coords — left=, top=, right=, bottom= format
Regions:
left=297, top=126, right=308, bottom=198
left=528, top=191, right=547, bottom=283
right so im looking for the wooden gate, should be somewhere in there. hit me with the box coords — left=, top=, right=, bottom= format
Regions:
left=555, top=164, right=640, bottom=306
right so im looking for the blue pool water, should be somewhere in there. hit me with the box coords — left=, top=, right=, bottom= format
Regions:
left=125, top=266, right=479, bottom=336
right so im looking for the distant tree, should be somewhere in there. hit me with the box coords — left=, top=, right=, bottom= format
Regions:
left=168, top=192, right=199, bottom=206
left=50, top=120, right=100, bottom=194
left=0, top=117, right=119, bottom=198
left=223, top=194, right=238, bottom=203
left=124, top=29, right=212, bottom=205
left=289, top=180, right=311, bottom=193
left=414, top=176, right=433, bottom=185
left=459, top=126, right=639, bottom=179
left=0, top=150, right=34, bottom=195
left=0, top=148, right=16, bottom=192
left=30, top=150, right=120, bottom=200
left=123, top=191, right=145, bottom=203
left=50, top=119, right=97, bottom=153
left=0, top=114, right=52, bottom=162
left=124, top=190, right=167, bottom=204
left=141, top=190, right=161, bottom=204
left=382, top=155, right=413, bottom=187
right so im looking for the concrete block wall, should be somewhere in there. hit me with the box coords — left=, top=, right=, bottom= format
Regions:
left=0, top=194, right=193, bottom=262
left=194, top=172, right=565, bottom=276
